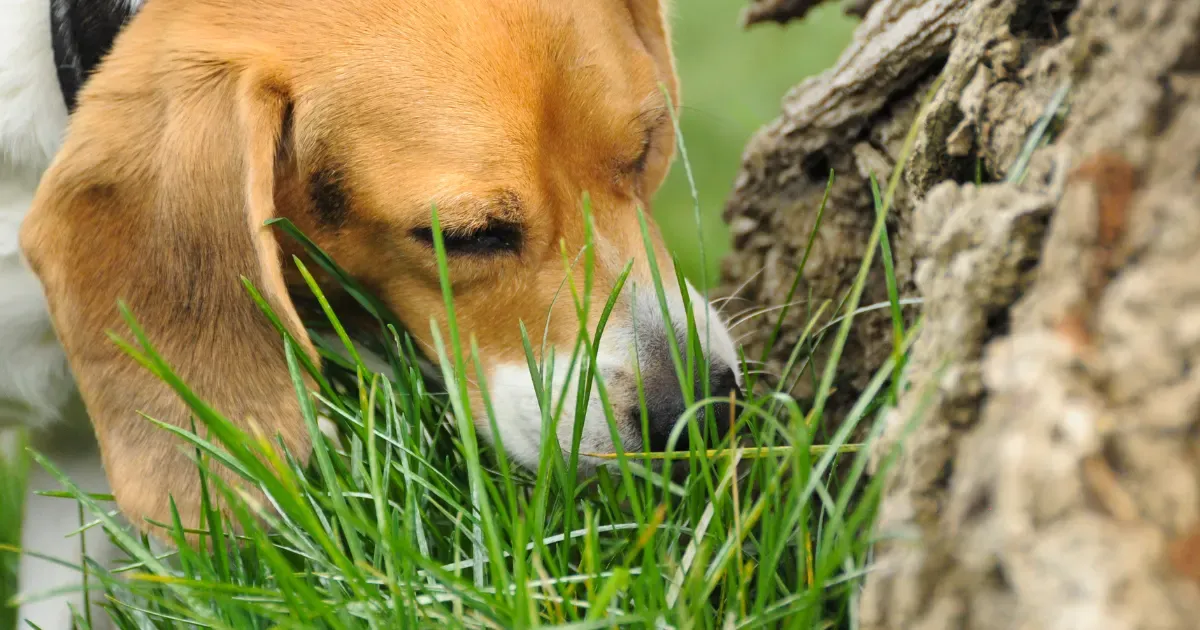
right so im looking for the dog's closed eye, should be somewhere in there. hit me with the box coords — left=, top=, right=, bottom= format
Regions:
left=621, top=109, right=670, bottom=180
left=630, top=126, right=653, bottom=174
left=411, top=218, right=524, bottom=256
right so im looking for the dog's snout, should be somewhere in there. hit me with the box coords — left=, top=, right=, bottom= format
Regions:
left=711, top=367, right=742, bottom=404
left=639, top=367, right=745, bottom=453
left=707, top=366, right=746, bottom=438
left=641, top=382, right=690, bottom=452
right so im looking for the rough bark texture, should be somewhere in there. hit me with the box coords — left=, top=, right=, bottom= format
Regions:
left=724, top=0, right=966, bottom=410
left=723, top=0, right=1200, bottom=627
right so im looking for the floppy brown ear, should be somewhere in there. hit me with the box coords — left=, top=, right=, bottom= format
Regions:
left=20, top=47, right=317, bottom=539
left=624, top=0, right=680, bottom=110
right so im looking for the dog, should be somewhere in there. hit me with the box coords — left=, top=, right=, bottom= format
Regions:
left=10, top=0, right=744, bottom=625
left=2, top=1, right=142, bottom=628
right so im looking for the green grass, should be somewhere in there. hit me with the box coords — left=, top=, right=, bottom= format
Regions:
left=0, top=435, right=26, bottom=630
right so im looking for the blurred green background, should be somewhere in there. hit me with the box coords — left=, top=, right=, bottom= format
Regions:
left=654, top=2, right=857, bottom=289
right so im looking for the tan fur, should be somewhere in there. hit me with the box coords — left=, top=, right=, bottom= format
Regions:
left=20, top=0, right=681, bottom=540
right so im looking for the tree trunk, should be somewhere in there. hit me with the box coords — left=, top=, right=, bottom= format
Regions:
left=722, top=0, right=1200, bottom=627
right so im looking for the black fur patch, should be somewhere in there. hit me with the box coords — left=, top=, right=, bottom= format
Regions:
left=309, top=168, right=351, bottom=227
left=50, top=0, right=140, bottom=112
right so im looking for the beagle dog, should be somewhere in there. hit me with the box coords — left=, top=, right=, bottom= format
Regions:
left=3, top=1, right=141, bottom=628
left=9, top=0, right=744, bottom=624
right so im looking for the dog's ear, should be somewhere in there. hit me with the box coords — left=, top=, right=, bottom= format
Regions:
left=20, top=50, right=317, bottom=539
left=624, top=0, right=679, bottom=109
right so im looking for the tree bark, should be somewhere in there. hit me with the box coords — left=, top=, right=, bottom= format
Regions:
left=722, top=0, right=1200, bottom=627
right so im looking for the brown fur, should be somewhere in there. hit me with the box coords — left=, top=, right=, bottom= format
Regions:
left=20, top=0, right=681, bottom=539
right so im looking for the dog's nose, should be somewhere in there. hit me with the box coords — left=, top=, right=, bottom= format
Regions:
left=641, top=367, right=745, bottom=453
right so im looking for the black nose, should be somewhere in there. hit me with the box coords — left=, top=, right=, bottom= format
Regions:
left=639, top=367, right=745, bottom=453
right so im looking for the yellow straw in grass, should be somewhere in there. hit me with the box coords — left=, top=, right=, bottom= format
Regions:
left=580, top=444, right=862, bottom=461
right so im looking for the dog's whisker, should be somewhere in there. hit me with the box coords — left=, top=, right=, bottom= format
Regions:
left=729, top=299, right=810, bottom=331
left=711, top=295, right=750, bottom=311
left=724, top=302, right=768, bottom=324
left=745, top=369, right=783, bottom=380
left=712, top=293, right=749, bottom=305
left=724, top=293, right=809, bottom=324
left=744, top=364, right=782, bottom=376
left=716, top=267, right=766, bottom=315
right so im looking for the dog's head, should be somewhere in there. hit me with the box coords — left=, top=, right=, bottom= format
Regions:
left=21, top=0, right=742, bottom=535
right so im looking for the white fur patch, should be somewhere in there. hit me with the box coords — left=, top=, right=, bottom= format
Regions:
left=475, top=279, right=739, bottom=468
left=484, top=340, right=641, bottom=470
left=0, top=0, right=76, bottom=431
left=0, top=0, right=69, bottom=177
